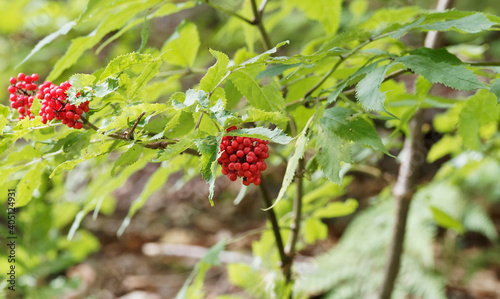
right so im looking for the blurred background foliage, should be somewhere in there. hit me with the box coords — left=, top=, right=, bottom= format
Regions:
left=1, top=0, right=500, bottom=298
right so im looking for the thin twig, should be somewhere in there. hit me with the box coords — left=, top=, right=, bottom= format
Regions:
left=259, top=182, right=289, bottom=275
left=250, top=0, right=272, bottom=50
left=127, top=111, right=145, bottom=140
left=286, top=69, right=410, bottom=108
left=194, top=113, right=204, bottom=130
left=297, top=31, right=395, bottom=105
left=205, top=0, right=254, bottom=25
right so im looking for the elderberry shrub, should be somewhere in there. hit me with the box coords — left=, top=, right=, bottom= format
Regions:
left=217, top=126, right=269, bottom=186
left=7, top=72, right=90, bottom=129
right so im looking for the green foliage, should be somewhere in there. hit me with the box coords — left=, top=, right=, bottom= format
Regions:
left=2, top=0, right=500, bottom=298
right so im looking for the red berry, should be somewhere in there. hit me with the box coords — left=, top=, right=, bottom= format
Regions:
left=8, top=86, right=16, bottom=94
left=234, top=163, right=242, bottom=170
left=249, top=165, right=257, bottom=172
left=229, top=154, right=237, bottom=162
left=254, top=178, right=261, bottom=185
left=236, top=150, right=244, bottom=158
left=17, top=73, right=25, bottom=81
left=9, top=77, right=16, bottom=84
left=74, top=122, right=83, bottom=129
left=228, top=173, right=237, bottom=181
left=31, top=73, right=39, bottom=81
left=242, top=163, right=250, bottom=170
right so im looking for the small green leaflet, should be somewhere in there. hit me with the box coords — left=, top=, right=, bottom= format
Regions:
left=209, top=99, right=237, bottom=127
left=395, top=54, right=485, bottom=91
left=161, top=19, right=200, bottom=68
left=157, top=134, right=196, bottom=162
left=195, top=135, right=220, bottom=206
left=264, top=128, right=308, bottom=210
left=410, top=47, right=463, bottom=66
left=420, top=13, right=495, bottom=34
left=128, top=60, right=162, bottom=99
left=320, top=107, right=392, bottom=156
left=16, top=163, right=46, bottom=208
left=70, top=73, right=96, bottom=88
left=172, top=89, right=208, bottom=110
left=99, top=52, right=156, bottom=81
left=316, top=126, right=351, bottom=185
left=17, top=20, right=76, bottom=68
left=490, top=79, right=500, bottom=103
left=390, top=12, right=496, bottom=39
left=227, top=127, right=292, bottom=145
left=242, top=108, right=289, bottom=129
left=430, top=206, right=464, bottom=234
left=327, top=60, right=379, bottom=104
left=458, top=90, right=498, bottom=150
left=235, top=40, right=289, bottom=67
left=355, top=62, right=394, bottom=111
left=199, top=49, right=230, bottom=93
left=229, top=65, right=285, bottom=111
left=256, top=63, right=301, bottom=80
left=50, top=140, right=125, bottom=178
left=111, top=143, right=144, bottom=176
left=48, top=0, right=163, bottom=81
left=313, top=198, right=358, bottom=218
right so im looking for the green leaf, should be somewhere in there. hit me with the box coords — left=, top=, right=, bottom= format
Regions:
left=236, top=40, right=289, bottom=67
left=129, top=60, right=162, bottom=99
left=427, top=135, right=462, bottom=163
left=138, top=10, right=150, bottom=52
left=99, top=52, right=156, bottom=81
left=194, top=135, right=219, bottom=205
left=100, top=103, right=168, bottom=132
left=48, top=0, right=162, bottom=81
left=96, top=1, right=197, bottom=54
left=410, top=47, right=463, bottom=66
left=158, top=137, right=195, bottom=162
left=395, top=55, right=485, bottom=91
left=316, top=126, right=351, bottom=185
left=161, top=19, right=200, bottom=68
left=421, top=13, right=495, bottom=33
left=50, top=140, right=124, bottom=179
left=265, top=120, right=311, bottom=210
left=304, top=218, right=328, bottom=244
left=69, top=74, right=96, bottom=89
left=242, top=108, right=289, bottom=129
left=288, top=0, right=342, bottom=35
left=320, top=107, right=392, bottom=156
left=227, top=127, right=292, bottom=145
left=313, top=199, right=358, bottom=218
left=490, top=79, right=500, bottom=103
left=111, top=144, right=144, bottom=176
left=16, top=163, right=46, bottom=207
left=430, top=206, right=464, bottom=234
left=256, top=63, right=301, bottom=80
left=458, top=90, right=498, bottom=150
left=17, top=21, right=76, bottom=68
left=229, top=65, right=285, bottom=111
left=355, top=62, right=394, bottom=111
left=200, top=49, right=230, bottom=93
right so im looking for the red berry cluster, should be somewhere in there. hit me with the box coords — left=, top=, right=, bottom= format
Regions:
left=37, top=81, right=89, bottom=129
left=217, top=126, right=269, bottom=186
left=8, top=73, right=39, bottom=120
